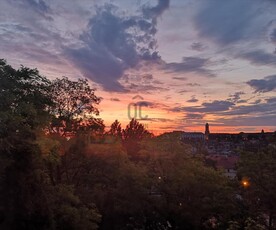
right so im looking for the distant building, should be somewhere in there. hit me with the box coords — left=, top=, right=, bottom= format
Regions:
left=181, top=123, right=210, bottom=143
left=206, top=155, right=239, bottom=179
left=181, top=132, right=205, bottom=141
left=181, top=132, right=205, bottom=154
left=181, top=124, right=275, bottom=155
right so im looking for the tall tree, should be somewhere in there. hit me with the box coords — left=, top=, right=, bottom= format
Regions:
left=0, top=60, right=101, bottom=229
left=0, top=59, right=51, bottom=151
left=48, top=77, right=101, bottom=136
left=0, top=59, right=53, bottom=229
left=109, top=120, right=122, bottom=138
left=122, top=119, right=151, bottom=159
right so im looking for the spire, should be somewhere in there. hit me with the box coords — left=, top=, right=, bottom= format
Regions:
left=205, top=123, right=210, bottom=141
left=205, top=123, right=210, bottom=135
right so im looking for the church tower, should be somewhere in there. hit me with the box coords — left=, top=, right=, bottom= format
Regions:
left=205, top=123, right=210, bottom=140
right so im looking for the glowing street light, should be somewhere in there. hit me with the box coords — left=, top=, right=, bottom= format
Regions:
left=243, top=181, right=248, bottom=186
left=241, top=179, right=250, bottom=188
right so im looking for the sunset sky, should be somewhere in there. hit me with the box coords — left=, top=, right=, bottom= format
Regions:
left=1, top=0, right=276, bottom=134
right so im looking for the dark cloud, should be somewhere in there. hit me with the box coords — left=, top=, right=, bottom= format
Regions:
left=165, top=57, right=215, bottom=77
left=171, top=96, right=276, bottom=127
left=190, top=42, right=207, bottom=51
left=186, top=96, right=198, bottom=103
left=65, top=45, right=126, bottom=91
left=184, top=113, right=204, bottom=120
left=219, top=99, right=276, bottom=116
left=194, top=0, right=269, bottom=45
left=152, top=79, right=164, bottom=85
left=168, top=96, right=274, bottom=128
left=194, top=100, right=234, bottom=112
left=193, top=0, right=276, bottom=69
left=228, top=91, right=245, bottom=103
left=182, top=98, right=276, bottom=126
left=266, top=97, right=276, bottom=103
left=142, top=0, right=170, bottom=19
left=247, top=75, right=276, bottom=93
left=172, top=100, right=234, bottom=113
left=216, top=115, right=276, bottom=127
left=142, top=74, right=154, bottom=80
left=0, top=1, right=65, bottom=70
left=64, top=2, right=169, bottom=92
left=110, top=98, right=120, bottom=102
left=178, top=90, right=189, bottom=94
left=172, top=77, right=187, bottom=81
left=240, top=50, right=276, bottom=67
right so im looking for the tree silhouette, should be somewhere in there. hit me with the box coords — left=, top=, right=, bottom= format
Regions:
left=109, top=120, right=122, bottom=138
left=0, top=60, right=101, bottom=229
left=0, top=59, right=53, bottom=228
left=48, top=77, right=101, bottom=136
left=122, top=119, right=151, bottom=159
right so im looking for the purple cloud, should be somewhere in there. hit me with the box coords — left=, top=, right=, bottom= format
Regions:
left=165, top=57, right=215, bottom=77
left=247, top=75, right=276, bottom=93
left=64, top=1, right=170, bottom=92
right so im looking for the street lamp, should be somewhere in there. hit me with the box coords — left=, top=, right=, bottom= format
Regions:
left=241, top=178, right=250, bottom=188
